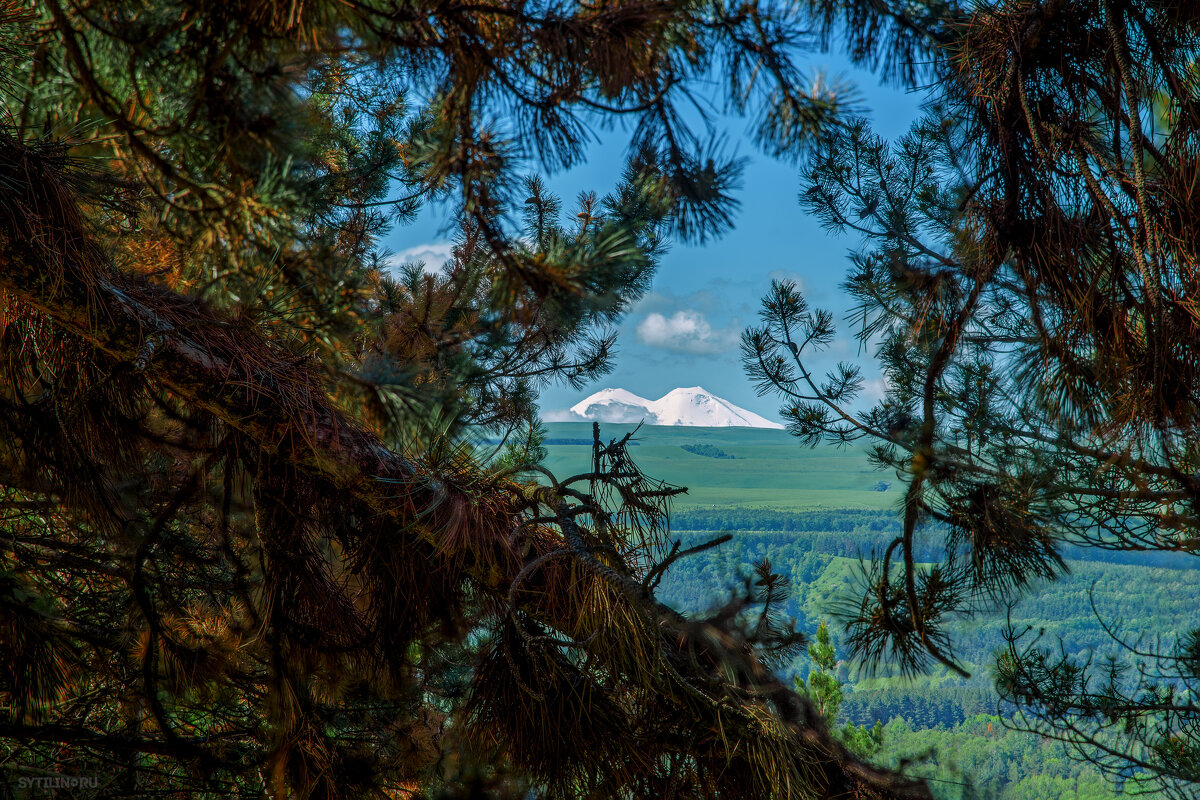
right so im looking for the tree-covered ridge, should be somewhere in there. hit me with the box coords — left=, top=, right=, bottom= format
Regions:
left=669, top=507, right=1198, bottom=570
left=657, top=520, right=1200, bottom=798
left=659, top=530, right=1200, bottom=673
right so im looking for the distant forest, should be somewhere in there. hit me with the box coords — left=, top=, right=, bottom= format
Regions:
left=659, top=512, right=1200, bottom=799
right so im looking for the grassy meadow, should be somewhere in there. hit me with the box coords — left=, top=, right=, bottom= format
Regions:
left=540, top=422, right=897, bottom=511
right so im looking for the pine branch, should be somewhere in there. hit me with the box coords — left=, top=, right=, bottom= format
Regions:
left=0, top=132, right=931, bottom=800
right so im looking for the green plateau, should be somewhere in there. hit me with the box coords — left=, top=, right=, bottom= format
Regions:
left=539, top=422, right=896, bottom=511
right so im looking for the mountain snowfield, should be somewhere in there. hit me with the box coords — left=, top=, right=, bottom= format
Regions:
left=553, top=387, right=784, bottom=429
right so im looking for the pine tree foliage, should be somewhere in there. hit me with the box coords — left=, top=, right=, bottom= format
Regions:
left=744, top=0, right=1200, bottom=795
left=799, top=622, right=844, bottom=724
left=0, top=1, right=934, bottom=798
left=796, top=622, right=883, bottom=760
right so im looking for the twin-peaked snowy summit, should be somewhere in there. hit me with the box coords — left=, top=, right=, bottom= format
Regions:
left=563, top=386, right=783, bottom=429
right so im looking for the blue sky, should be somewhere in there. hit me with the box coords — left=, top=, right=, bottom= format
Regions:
left=384, top=54, right=926, bottom=423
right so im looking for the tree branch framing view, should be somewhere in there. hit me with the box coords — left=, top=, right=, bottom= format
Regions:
left=0, top=0, right=1197, bottom=799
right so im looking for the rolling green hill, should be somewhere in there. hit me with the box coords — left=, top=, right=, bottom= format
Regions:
left=540, top=422, right=896, bottom=510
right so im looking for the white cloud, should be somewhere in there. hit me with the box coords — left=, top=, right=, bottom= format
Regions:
left=635, top=310, right=740, bottom=355
left=859, top=376, right=889, bottom=405
left=540, top=408, right=586, bottom=422
left=386, top=242, right=454, bottom=275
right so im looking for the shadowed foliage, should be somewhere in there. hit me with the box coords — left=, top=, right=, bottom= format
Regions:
left=0, top=0, right=938, bottom=797
left=743, top=0, right=1200, bottom=796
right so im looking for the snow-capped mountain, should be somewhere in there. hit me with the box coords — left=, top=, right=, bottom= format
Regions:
left=561, top=386, right=783, bottom=429
left=650, top=387, right=783, bottom=428
left=565, top=387, right=657, bottom=424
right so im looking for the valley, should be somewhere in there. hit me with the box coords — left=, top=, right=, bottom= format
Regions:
left=540, top=422, right=1200, bottom=799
